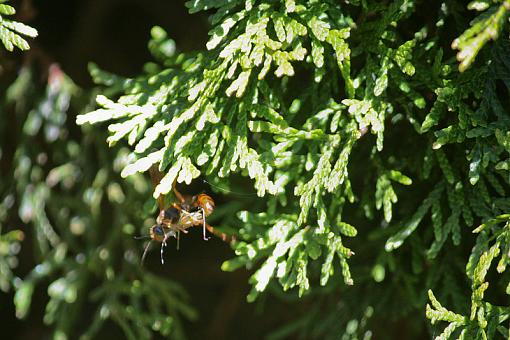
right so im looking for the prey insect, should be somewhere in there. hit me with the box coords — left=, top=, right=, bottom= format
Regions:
left=138, top=165, right=230, bottom=264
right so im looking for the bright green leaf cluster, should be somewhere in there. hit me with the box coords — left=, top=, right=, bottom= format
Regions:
left=0, top=0, right=37, bottom=51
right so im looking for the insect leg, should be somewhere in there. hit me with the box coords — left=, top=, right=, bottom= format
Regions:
left=149, top=164, right=167, bottom=211
left=160, top=230, right=176, bottom=264
left=201, top=207, right=210, bottom=241
left=160, top=241, right=166, bottom=264
left=205, top=223, right=236, bottom=243
left=173, top=180, right=186, bottom=203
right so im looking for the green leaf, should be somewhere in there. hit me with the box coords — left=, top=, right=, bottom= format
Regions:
left=326, top=28, right=354, bottom=97
left=337, top=221, right=357, bottom=237
left=153, top=158, right=183, bottom=198
left=0, top=2, right=37, bottom=52
left=14, top=282, right=34, bottom=319
left=308, top=16, right=330, bottom=42
left=393, top=40, right=415, bottom=76
left=452, top=2, right=510, bottom=72
left=435, top=149, right=455, bottom=184
left=121, top=150, right=163, bottom=178
left=373, top=71, right=388, bottom=97
left=226, top=70, right=252, bottom=97
left=3, top=20, right=38, bottom=37
left=388, top=170, right=412, bottom=185
left=311, top=39, right=324, bottom=68
left=0, top=4, right=15, bottom=15
left=207, top=11, right=245, bottom=50
left=386, top=182, right=445, bottom=251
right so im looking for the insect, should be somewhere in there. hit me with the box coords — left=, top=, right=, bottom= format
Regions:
left=139, top=207, right=179, bottom=265
left=172, top=191, right=217, bottom=240
left=138, top=165, right=232, bottom=264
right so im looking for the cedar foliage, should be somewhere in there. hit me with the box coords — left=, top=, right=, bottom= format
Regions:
left=0, top=0, right=37, bottom=51
left=2, top=0, right=510, bottom=339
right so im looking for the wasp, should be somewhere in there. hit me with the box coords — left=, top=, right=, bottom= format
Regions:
left=139, top=165, right=232, bottom=264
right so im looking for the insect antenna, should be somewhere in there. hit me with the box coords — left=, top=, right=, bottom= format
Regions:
left=134, top=235, right=151, bottom=240
left=141, top=241, right=152, bottom=265
left=201, top=179, right=259, bottom=197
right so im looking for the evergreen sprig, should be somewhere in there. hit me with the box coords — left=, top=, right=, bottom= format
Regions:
left=0, top=0, right=37, bottom=51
